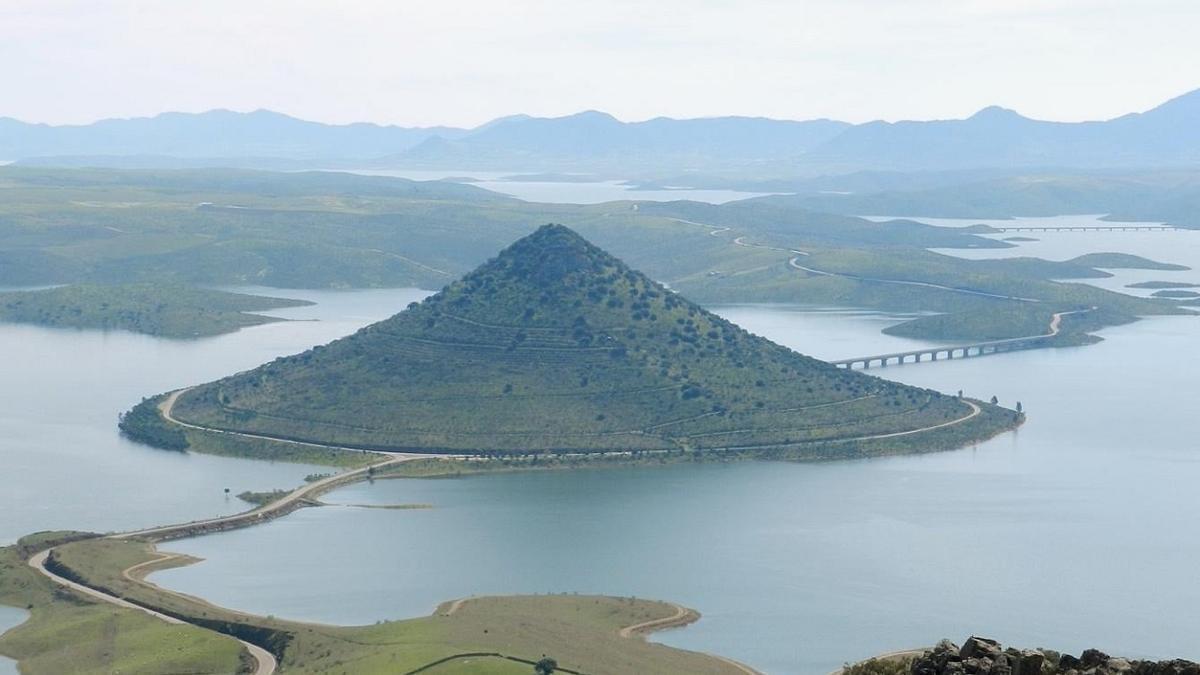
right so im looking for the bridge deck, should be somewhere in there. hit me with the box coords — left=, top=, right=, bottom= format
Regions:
left=992, top=226, right=1178, bottom=232
left=831, top=335, right=1050, bottom=369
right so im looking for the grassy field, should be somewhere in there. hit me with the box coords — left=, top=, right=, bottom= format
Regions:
left=160, top=225, right=1013, bottom=457
left=0, top=533, right=246, bottom=675
left=0, top=283, right=312, bottom=338
left=34, top=537, right=749, bottom=675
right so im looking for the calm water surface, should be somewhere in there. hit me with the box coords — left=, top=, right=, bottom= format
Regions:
left=4, top=231, right=1199, bottom=673
left=867, top=215, right=1200, bottom=294
left=0, top=607, right=23, bottom=674
left=0, top=287, right=428, bottom=544
left=151, top=291, right=1200, bottom=674
left=342, top=168, right=777, bottom=204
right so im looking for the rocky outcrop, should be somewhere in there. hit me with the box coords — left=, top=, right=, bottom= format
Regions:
left=910, top=637, right=1199, bottom=675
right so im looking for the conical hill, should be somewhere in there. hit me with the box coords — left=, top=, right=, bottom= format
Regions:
left=168, top=224, right=992, bottom=454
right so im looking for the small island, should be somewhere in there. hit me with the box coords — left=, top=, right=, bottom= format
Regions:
left=1066, top=252, right=1190, bottom=271
left=1125, top=281, right=1200, bottom=290
left=1151, top=289, right=1200, bottom=299
left=0, top=284, right=313, bottom=338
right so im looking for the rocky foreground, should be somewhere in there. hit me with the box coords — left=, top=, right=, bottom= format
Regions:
left=909, top=637, right=1199, bottom=675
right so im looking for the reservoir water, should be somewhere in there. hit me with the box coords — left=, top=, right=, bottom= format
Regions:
left=2, top=223, right=1198, bottom=673
left=0, top=287, right=427, bottom=544
left=144, top=221, right=1200, bottom=673
left=341, top=168, right=779, bottom=204
left=866, top=214, right=1200, bottom=294
left=0, top=608, right=23, bottom=674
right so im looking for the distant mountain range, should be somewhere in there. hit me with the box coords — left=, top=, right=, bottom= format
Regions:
left=6, top=88, right=1199, bottom=172
left=0, top=109, right=468, bottom=160
left=392, top=111, right=850, bottom=167
left=805, top=89, right=1200, bottom=170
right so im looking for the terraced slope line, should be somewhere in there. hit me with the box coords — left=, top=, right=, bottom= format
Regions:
left=163, top=224, right=1006, bottom=456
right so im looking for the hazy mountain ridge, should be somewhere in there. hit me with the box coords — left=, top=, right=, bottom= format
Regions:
left=395, top=111, right=851, bottom=165
left=807, top=89, right=1200, bottom=170
left=0, top=108, right=470, bottom=160
left=6, top=88, right=1199, bottom=173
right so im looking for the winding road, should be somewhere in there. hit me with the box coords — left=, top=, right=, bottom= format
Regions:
left=677, top=217, right=1044, bottom=304
left=29, top=549, right=278, bottom=675
left=25, top=389, right=432, bottom=675
left=785, top=255, right=1042, bottom=303
left=25, top=389, right=985, bottom=675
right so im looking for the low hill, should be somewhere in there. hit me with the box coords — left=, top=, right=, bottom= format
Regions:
left=0, top=284, right=312, bottom=338
left=163, top=225, right=1014, bottom=456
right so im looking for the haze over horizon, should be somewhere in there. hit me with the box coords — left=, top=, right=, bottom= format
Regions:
left=5, top=0, right=1200, bottom=128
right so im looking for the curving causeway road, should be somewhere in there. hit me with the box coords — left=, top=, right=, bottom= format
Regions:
left=28, top=548, right=279, bottom=675
left=25, top=383, right=982, bottom=675
left=26, top=388, right=431, bottom=674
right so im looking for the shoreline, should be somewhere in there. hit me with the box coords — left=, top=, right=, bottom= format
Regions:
left=6, top=381, right=1016, bottom=674
left=158, top=384, right=1018, bottom=473
left=826, top=648, right=928, bottom=675
left=12, top=442, right=763, bottom=675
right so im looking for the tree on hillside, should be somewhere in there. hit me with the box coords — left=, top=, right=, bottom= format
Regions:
left=990, top=395, right=999, bottom=405
left=535, top=656, right=558, bottom=674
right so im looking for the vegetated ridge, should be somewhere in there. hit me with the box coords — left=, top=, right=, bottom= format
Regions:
left=159, top=225, right=1014, bottom=456
left=0, top=284, right=313, bottom=338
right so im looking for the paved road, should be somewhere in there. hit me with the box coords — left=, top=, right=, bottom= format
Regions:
left=158, top=388, right=382, bottom=453
left=723, top=230, right=1042, bottom=303
left=29, top=549, right=278, bottom=675
left=832, top=306, right=1097, bottom=368
left=26, top=389, right=434, bottom=674
left=114, top=450, right=416, bottom=541
left=22, top=385, right=981, bottom=675
left=785, top=256, right=1042, bottom=303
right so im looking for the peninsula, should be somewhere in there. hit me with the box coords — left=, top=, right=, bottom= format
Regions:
left=0, top=284, right=312, bottom=338
left=129, top=224, right=1017, bottom=461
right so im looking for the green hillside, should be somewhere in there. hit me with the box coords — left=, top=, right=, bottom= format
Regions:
left=0, top=283, right=311, bottom=337
left=164, top=225, right=1012, bottom=456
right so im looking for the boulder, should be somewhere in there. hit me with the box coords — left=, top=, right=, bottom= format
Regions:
left=961, top=657, right=988, bottom=674
left=1082, top=650, right=1112, bottom=669
left=898, top=637, right=1196, bottom=675
left=1106, top=658, right=1133, bottom=673
left=1013, top=650, right=1045, bottom=675
left=961, top=637, right=1004, bottom=661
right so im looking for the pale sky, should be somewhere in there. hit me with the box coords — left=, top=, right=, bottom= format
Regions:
left=3, top=0, right=1199, bottom=128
